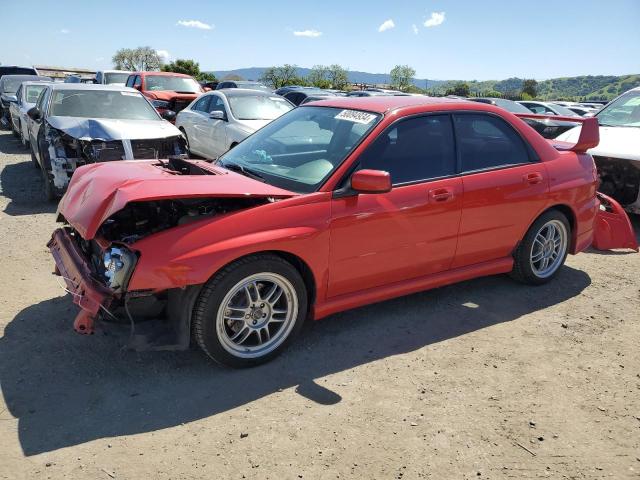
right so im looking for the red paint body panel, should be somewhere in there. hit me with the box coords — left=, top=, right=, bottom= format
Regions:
left=47, top=228, right=113, bottom=333
left=592, top=193, right=639, bottom=251
left=57, top=160, right=296, bottom=240
left=49, top=96, right=637, bottom=333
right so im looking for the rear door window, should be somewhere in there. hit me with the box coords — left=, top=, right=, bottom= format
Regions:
left=453, top=114, right=531, bottom=172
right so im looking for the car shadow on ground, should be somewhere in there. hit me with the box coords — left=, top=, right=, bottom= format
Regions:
left=0, top=129, right=28, bottom=155
left=0, top=160, right=56, bottom=216
left=0, top=266, right=591, bottom=456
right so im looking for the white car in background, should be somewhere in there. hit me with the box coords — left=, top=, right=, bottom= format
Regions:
left=9, top=80, right=50, bottom=147
left=556, top=86, right=640, bottom=213
left=518, top=100, right=581, bottom=117
left=176, top=89, right=293, bottom=159
left=94, top=70, right=132, bottom=86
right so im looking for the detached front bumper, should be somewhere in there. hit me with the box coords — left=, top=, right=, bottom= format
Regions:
left=47, top=228, right=114, bottom=334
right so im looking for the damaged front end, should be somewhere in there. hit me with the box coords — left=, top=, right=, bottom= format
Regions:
left=44, top=121, right=186, bottom=191
left=48, top=157, right=295, bottom=349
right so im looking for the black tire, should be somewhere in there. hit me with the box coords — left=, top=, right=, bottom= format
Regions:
left=193, top=254, right=308, bottom=368
left=511, top=210, right=570, bottom=285
left=30, top=144, right=40, bottom=169
left=41, top=168, right=58, bottom=202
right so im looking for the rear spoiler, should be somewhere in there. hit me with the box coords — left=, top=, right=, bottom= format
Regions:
left=514, top=113, right=599, bottom=153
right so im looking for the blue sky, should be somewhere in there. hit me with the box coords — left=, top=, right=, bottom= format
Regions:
left=3, top=0, right=639, bottom=80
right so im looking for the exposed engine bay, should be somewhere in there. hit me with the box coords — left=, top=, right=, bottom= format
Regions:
left=45, top=123, right=187, bottom=189
left=98, top=195, right=272, bottom=243
left=594, top=156, right=640, bottom=212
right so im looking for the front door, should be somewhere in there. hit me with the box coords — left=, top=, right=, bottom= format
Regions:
left=328, top=114, right=463, bottom=298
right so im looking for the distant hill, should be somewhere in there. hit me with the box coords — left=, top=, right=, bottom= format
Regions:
left=208, top=67, right=639, bottom=100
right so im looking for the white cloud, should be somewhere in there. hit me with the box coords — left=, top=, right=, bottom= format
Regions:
left=60, top=28, right=70, bottom=34
left=156, top=50, right=170, bottom=62
left=176, top=20, right=213, bottom=30
left=293, top=29, right=322, bottom=38
left=424, top=12, right=445, bottom=28
left=412, top=24, right=419, bottom=35
left=378, top=19, right=395, bottom=32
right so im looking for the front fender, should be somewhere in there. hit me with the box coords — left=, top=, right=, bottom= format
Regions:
left=126, top=194, right=331, bottom=298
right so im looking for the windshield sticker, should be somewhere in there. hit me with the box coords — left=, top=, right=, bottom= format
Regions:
left=120, top=91, right=139, bottom=96
left=335, top=110, right=377, bottom=124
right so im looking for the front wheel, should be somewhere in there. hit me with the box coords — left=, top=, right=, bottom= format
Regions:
left=192, top=254, right=308, bottom=368
left=511, top=210, right=570, bottom=285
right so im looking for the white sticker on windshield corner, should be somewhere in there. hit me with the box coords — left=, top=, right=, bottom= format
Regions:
left=120, top=91, right=139, bottom=96
left=334, top=109, right=377, bottom=124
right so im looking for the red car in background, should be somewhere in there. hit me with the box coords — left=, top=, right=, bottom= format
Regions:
left=48, top=96, right=637, bottom=368
left=125, top=71, right=203, bottom=122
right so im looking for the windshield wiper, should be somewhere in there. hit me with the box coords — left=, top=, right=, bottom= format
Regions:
left=219, top=161, right=266, bottom=182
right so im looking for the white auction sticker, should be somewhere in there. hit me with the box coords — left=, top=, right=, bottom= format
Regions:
left=121, top=91, right=139, bottom=96
left=334, top=110, right=377, bottom=124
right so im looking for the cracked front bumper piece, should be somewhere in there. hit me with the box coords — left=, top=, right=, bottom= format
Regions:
left=47, top=228, right=114, bottom=334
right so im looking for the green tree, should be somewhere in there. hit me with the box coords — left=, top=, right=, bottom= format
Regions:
left=112, top=47, right=162, bottom=71
left=327, top=64, right=349, bottom=89
left=522, top=79, right=538, bottom=97
left=307, top=65, right=331, bottom=89
left=161, top=59, right=200, bottom=77
left=197, top=72, right=218, bottom=82
left=390, top=65, right=416, bottom=91
left=446, top=82, right=470, bottom=97
left=260, top=64, right=300, bottom=88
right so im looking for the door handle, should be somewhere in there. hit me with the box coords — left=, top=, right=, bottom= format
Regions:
left=523, top=172, right=544, bottom=185
left=429, top=187, right=454, bottom=202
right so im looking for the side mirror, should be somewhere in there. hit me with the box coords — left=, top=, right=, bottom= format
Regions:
left=133, top=84, right=142, bottom=91
left=209, top=110, right=226, bottom=121
left=351, top=169, right=392, bottom=194
left=161, top=110, right=176, bottom=121
left=27, top=107, right=41, bottom=121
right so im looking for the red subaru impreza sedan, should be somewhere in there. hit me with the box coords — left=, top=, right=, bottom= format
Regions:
left=48, top=96, right=637, bottom=367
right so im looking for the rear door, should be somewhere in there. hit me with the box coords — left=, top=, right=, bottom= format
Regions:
left=328, top=114, right=462, bottom=297
left=451, top=112, right=549, bottom=268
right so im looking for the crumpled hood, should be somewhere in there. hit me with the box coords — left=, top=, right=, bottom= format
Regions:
left=556, top=125, right=640, bottom=161
left=46, top=116, right=182, bottom=141
left=57, top=160, right=297, bottom=239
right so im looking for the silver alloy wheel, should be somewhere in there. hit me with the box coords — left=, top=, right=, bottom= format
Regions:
left=216, top=272, right=298, bottom=359
left=529, top=219, right=568, bottom=278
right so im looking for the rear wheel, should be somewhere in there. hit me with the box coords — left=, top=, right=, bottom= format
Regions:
left=511, top=210, right=570, bottom=285
left=192, top=254, right=307, bottom=368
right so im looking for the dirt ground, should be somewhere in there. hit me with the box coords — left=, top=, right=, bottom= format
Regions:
left=0, top=128, right=638, bottom=480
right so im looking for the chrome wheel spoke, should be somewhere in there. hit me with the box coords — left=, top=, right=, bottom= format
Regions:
left=230, top=326, right=251, bottom=344
left=529, top=219, right=568, bottom=279
left=216, top=272, right=299, bottom=359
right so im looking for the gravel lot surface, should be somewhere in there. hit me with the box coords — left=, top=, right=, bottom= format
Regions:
left=0, top=129, right=638, bottom=479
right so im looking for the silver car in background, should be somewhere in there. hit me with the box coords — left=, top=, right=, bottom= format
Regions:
left=176, top=89, right=294, bottom=159
left=9, top=80, right=50, bottom=147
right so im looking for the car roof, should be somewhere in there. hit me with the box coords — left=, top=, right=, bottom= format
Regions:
left=46, top=83, right=139, bottom=92
left=99, top=70, right=131, bottom=74
left=306, top=95, right=471, bottom=114
left=20, top=81, right=52, bottom=86
left=133, top=71, right=193, bottom=78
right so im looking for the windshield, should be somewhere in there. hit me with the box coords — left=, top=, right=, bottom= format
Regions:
left=227, top=95, right=293, bottom=120
left=2, top=77, right=35, bottom=94
left=145, top=75, right=201, bottom=93
left=49, top=90, right=160, bottom=120
left=217, top=106, right=381, bottom=193
left=596, top=90, right=640, bottom=127
left=104, top=72, right=129, bottom=84
left=24, top=85, right=46, bottom=104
